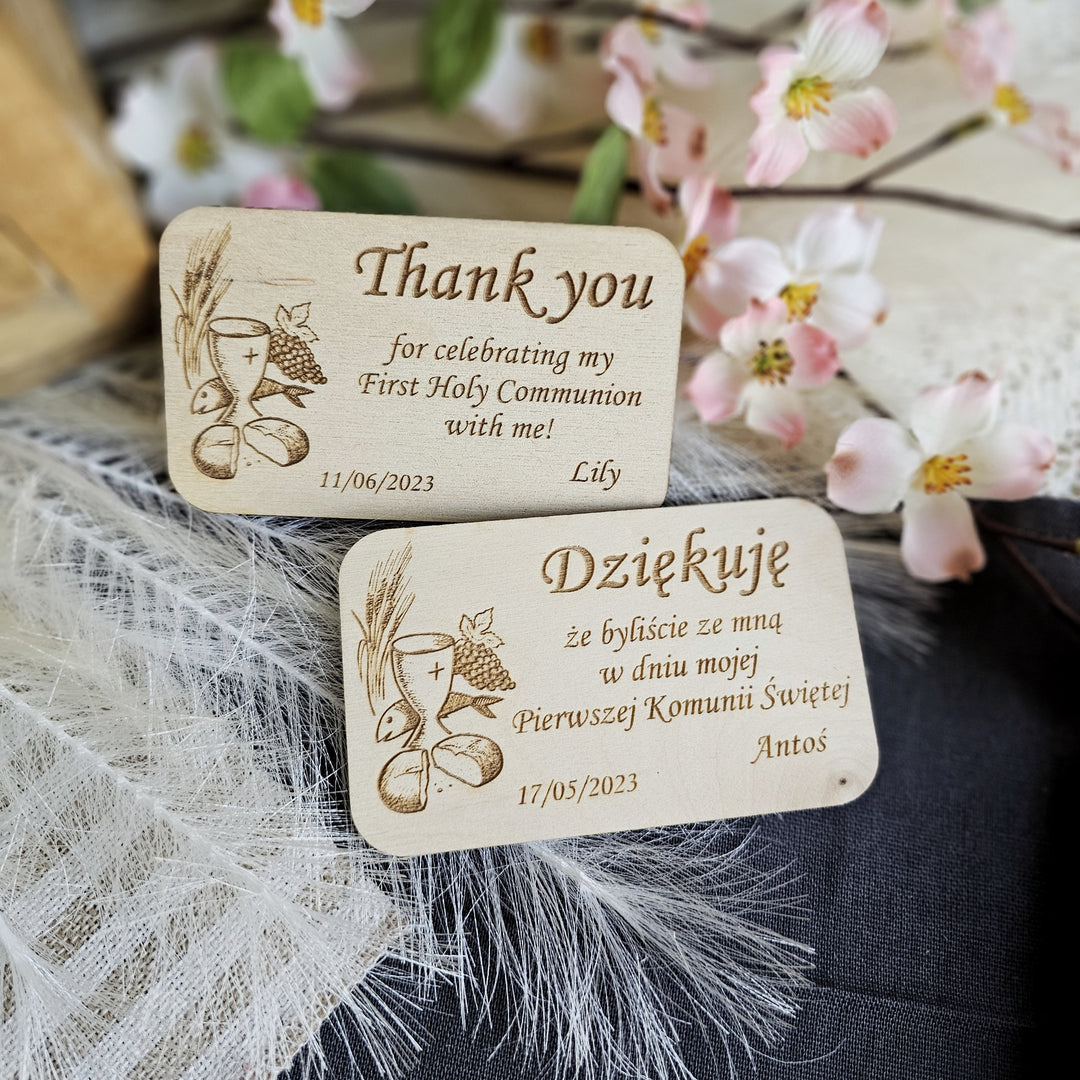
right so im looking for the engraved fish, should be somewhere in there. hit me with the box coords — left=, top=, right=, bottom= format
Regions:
left=192, top=376, right=313, bottom=415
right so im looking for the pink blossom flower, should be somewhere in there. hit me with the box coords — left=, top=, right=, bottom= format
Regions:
left=269, top=0, right=374, bottom=111
left=693, top=204, right=887, bottom=348
left=826, top=371, right=1056, bottom=582
left=241, top=173, right=321, bottom=210
left=468, top=15, right=564, bottom=136
left=605, top=61, right=707, bottom=213
left=677, top=176, right=739, bottom=338
left=602, top=3, right=713, bottom=91
left=685, top=297, right=840, bottom=448
left=944, top=5, right=1080, bottom=171
left=746, top=0, right=897, bottom=186
left=110, top=42, right=282, bottom=224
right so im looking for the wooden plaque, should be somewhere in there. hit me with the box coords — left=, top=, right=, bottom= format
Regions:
left=159, top=207, right=683, bottom=520
left=339, top=499, right=878, bottom=856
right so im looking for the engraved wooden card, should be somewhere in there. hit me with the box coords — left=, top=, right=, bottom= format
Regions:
left=339, top=499, right=878, bottom=856
left=159, top=207, right=683, bottom=520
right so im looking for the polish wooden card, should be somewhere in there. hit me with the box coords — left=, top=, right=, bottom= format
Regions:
left=159, top=207, right=683, bottom=520
left=339, top=499, right=878, bottom=856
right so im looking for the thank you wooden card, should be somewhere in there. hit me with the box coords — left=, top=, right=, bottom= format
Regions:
left=340, top=500, right=878, bottom=855
left=160, top=207, right=683, bottom=520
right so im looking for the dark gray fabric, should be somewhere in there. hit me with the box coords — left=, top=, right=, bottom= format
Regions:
left=290, top=498, right=1077, bottom=1080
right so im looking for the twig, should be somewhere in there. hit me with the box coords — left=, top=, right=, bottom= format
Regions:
left=835, top=371, right=892, bottom=419
left=974, top=510, right=1080, bottom=555
left=997, top=536, right=1080, bottom=629
left=845, top=113, right=992, bottom=191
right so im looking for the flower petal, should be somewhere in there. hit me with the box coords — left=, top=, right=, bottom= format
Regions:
left=698, top=238, right=789, bottom=320
left=803, top=85, right=897, bottom=157
left=683, top=285, right=728, bottom=339
left=900, top=490, right=986, bottom=583
left=720, top=297, right=789, bottom=361
left=110, top=80, right=182, bottom=173
left=826, top=417, right=920, bottom=513
left=602, top=20, right=654, bottom=84
left=685, top=350, right=748, bottom=424
left=744, top=385, right=807, bottom=449
left=652, top=103, right=708, bottom=179
left=637, top=143, right=673, bottom=214
left=1014, top=101, right=1080, bottom=173
left=785, top=322, right=839, bottom=387
left=960, top=423, right=1056, bottom=500
left=276, top=11, right=368, bottom=110
left=749, top=46, right=799, bottom=125
left=944, top=6, right=1015, bottom=102
left=746, top=118, right=810, bottom=186
left=328, top=0, right=377, bottom=15
left=812, top=270, right=888, bottom=348
left=803, top=0, right=891, bottom=83
left=678, top=175, right=738, bottom=246
left=605, top=62, right=646, bottom=137
left=910, top=370, right=1001, bottom=456
left=242, top=174, right=321, bottom=210
left=789, top=203, right=883, bottom=275
left=469, top=15, right=554, bottom=136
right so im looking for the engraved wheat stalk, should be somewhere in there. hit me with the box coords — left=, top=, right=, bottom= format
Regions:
left=169, top=224, right=233, bottom=388
left=354, top=543, right=414, bottom=715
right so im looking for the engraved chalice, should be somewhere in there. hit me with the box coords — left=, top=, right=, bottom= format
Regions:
left=378, top=633, right=456, bottom=814
left=394, top=633, right=456, bottom=750
left=207, top=317, right=270, bottom=424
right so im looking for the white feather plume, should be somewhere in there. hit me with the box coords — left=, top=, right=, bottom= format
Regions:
left=0, top=348, right=918, bottom=1080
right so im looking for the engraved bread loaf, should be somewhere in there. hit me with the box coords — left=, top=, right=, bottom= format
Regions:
left=242, top=417, right=309, bottom=466
left=378, top=748, right=429, bottom=813
left=432, top=734, right=503, bottom=787
left=192, top=424, right=240, bottom=479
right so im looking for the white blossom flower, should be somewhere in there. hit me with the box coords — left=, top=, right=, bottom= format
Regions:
left=686, top=297, right=840, bottom=448
left=467, top=15, right=564, bottom=136
left=605, top=61, right=707, bottom=213
left=827, top=371, right=1056, bottom=581
left=695, top=204, right=887, bottom=348
left=269, top=0, right=373, bottom=111
left=111, top=43, right=282, bottom=224
left=677, top=176, right=739, bottom=338
left=747, top=0, right=897, bottom=186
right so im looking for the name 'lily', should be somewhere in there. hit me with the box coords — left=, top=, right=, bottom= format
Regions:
left=826, top=371, right=1055, bottom=582
left=746, top=0, right=897, bottom=186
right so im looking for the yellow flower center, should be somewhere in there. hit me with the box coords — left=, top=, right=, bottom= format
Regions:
left=175, top=124, right=218, bottom=175
left=290, top=0, right=323, bottom=25
left=779, top=281, right=820, bottom=322
left=751, top=339, right=795, bottom=385
left=682, top=234, right=710, bottom=284
left=642, top=95, right=667, bottom=144
left=784, top=76, right=833, bottom=121
left=921, top=454, right=972, bottom=495
left=993, top=83, right=1032, bottom=126
left=522, top=18, right=560, bottom=64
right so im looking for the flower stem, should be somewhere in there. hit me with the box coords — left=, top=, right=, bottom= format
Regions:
left=845, top=113, right=992, bottom=192
left=995, top=536, right=1080, bottom=629
left=974, top=510, right=1080, bottom=555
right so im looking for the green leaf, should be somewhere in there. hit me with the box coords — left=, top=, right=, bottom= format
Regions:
left=306, top=151, right=417, bottom=215
left=569, top=125, right=629, bottom=226
left=222, top=41, right=315, bottom=144
left=958, top=0, right=996, bottom=11
left=421, top=0, right=500, bottom=113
